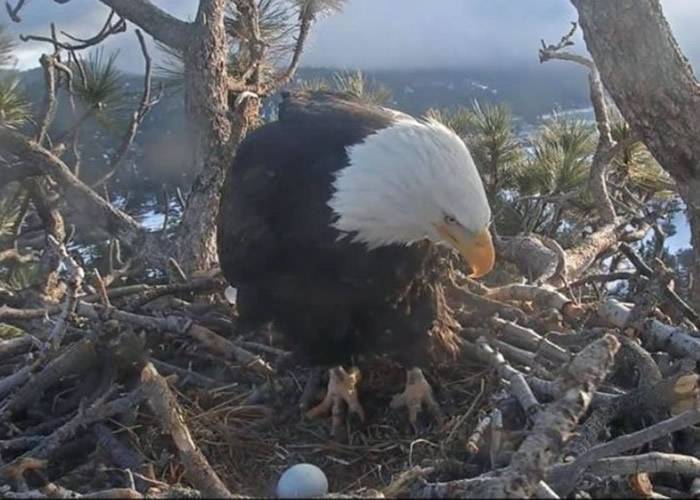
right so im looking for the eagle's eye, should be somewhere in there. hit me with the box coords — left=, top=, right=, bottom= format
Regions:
left=444, top=214, right=458, bottom=225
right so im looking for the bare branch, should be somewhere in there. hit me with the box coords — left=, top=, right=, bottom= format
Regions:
left=4, top=0, right=28, bottom=23
left=19, top=10, right=126, bottom=51
left=474, top=337, right=541, bottom=416
left=0, top=126, right=147, bottom=247
left=539, top=22, right=593, bottom=69
left=276, top=2, right=316, bottom=85
left=586, top=452, right=700, bottom=478
left=98, top=0, right=191, bottom=51
left=35, top=54, right=58, bottom=146
left=92, top=29, right=162, bottom=188
left=488, top=335, right=620, bottom=497
left=140, top=363, right=234, bottom=498
left=540, top=23, right=618, bottom=224
left=619, top=242, right=700, bottom=327
left=599, top=298, right=700, bottom=361
left=548, top=408, right=700, bottom=495
left=587, top=66, right=617, bottom=223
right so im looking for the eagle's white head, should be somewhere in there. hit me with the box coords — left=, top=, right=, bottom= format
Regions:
left=328, top=116, right=495, bottom=278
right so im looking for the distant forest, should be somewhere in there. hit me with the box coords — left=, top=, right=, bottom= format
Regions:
left=10, top=62, right=591, bottom=202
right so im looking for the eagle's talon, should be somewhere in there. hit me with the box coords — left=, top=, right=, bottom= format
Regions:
left=390, top=367, right=443, bottom=432
left=306, top=366, right=365, bottom=437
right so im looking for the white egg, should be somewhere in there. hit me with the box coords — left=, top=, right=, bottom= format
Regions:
left=276, top=463, right=329, bottom=498
left=224, top=286, right=238, bottom=305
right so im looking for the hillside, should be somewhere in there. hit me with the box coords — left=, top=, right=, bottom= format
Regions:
left=9, top=64, right=591, bottom=211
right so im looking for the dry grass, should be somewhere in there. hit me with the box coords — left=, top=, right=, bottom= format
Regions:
left=128, top=346, right=492, bottom=496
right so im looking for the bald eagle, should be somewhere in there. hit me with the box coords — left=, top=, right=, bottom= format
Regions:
left=217, top=91, right=494, bottom=435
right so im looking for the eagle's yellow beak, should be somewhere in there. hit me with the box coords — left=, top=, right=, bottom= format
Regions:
left=437, top=225, right=495, bottom=278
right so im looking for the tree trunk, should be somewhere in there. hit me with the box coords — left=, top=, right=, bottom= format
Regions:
left=27, top=178, right=66, bottom=302
left=173, top=0, right=259, bottom=274
left=571, top=0, right=700, bottom=305
left=688, top=192, right=700, bottom=307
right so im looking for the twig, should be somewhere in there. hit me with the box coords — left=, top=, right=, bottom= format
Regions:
left=565, top=271, right=636, bottom=290
left=0, top=337, right=37, bottom=362
left=4, top=0, right=28, bottom=23
left=0, top=277, right=223, bottom=319
left=465, top=408, right=501, bottom=455
left=486, top=334, right=620, bottom=497
left=490, top=317, right=571, bottom=365
left=35, top=54, right=58, bottom=147
left=548, top=408, right=700, bottom=495
left=485, top=283, right=584, bottom=321
left=187, top=323, right=274, bottom=376
left=2, top=339, right=98, bottom=416
left=64, top=300, right=273, bottom=375
left=0, top=386, right=144, bottom=483
left=564, top=372, right=699, bottom=459
left=150, top=358, right=217, bottom=389
left=539, top=22, right=594, bottom=69
left=0, top=363, right=32, bottom=400
left=43, top=236, right=84, bottom=351
left=449, top=284, right=527, bottom=324
left=92, top=269, right=111, bottom=307
left=92, top=29, right=163, bottom=188
left=620, top=242, right=700, bottom=328
left=166, top=257, right=188, bottom=284
left=140, top=362, right=234, bottom=498
left=19, top=10, right=126, bottom=51
left=474, top=337, right=540, bottom=416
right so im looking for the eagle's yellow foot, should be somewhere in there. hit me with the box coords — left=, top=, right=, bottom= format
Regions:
left=390, top=367, right=444, bottom=432
left=306, top=366, right=365, bottom=437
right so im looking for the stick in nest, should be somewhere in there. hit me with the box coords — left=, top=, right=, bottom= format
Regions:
left=140, top=362, right=236, bottom=499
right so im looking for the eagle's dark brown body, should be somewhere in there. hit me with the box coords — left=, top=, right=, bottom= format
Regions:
left=217, top=92, right=459, bottom=370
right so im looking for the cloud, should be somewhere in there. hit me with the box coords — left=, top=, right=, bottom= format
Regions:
left=301, top=0, right=582, bottom=69
left=3, top=0, right=698, bottom=72
left=3, top=0, right=195, bottom=72
left=301, top=0, right=699, bottom=70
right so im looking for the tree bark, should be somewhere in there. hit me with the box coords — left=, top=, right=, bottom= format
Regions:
left=173, top=0, right=260, bottom=274
left=571, top=0, right=700, bottom=305
left=688, top=193, right=700, bottom=308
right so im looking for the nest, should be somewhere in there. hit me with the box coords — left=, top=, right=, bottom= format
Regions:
left=1, top=240, right=700, bottom=498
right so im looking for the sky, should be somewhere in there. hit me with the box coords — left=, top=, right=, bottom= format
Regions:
left=3, top=0, right=697, bottom=251
left=3, top=0, right=699, bottom=73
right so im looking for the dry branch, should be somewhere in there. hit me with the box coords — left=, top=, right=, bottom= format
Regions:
left=3, top=338, right=99, bottom=416
left=0, top=336, right=36, bottom=361
left=140, top=362, right=234, bottom=498
left=548, top=408, right=700, bottom=495
left=0, top=387, right=144, bottom=483
left=489, top=334, right=620, bottom=497
left=599, top=299, right=700, bottom=360
left=619, top=242, right=700, bottom=327
left=485, top=283, right=585, bottom=322
left=450, top=284, right=527, bottom=324
left=91, top=29, right=162, bottom=188
left=97, top=0, right=190, bottom=51
left=473, top=337, right=540, bottom=416
left=416, top=335, right=620, bottom=498
left=465, top=408, right=501, bottom=455
left=587, top=452, right=700, bottom=478
left=490, top=318, right=570, bottom=365
left=0, top=127, right=148, bottom=249
left=565, top=372, right=699, bottom=459
left=81, top=301, right=272, bottom=375
left=20, top=10, right=126, bottom=51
